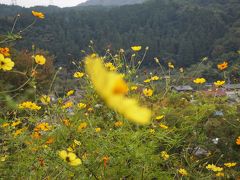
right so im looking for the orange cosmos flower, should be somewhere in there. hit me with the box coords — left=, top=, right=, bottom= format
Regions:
left=217, top=61, right=228, bottom=70
left=32, top=11, right=45, bottom=19
left=0, top=47, right=10, bottom=57
left=236, top=136, right=240, bottom=145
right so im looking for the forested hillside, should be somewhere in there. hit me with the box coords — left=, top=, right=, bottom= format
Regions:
left=79, top=0, right=145, bottom=6
left=0, top=0, right=240, bottom=66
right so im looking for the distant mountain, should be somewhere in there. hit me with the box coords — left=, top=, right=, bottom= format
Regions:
left=79, top=0, right=146, bottom=6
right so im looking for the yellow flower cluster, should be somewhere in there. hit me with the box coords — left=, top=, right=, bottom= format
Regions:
left=224, top=162, right=237, bottom=168
left=18, top=101, right=41, bottom=111
left=85, top=54, right=151, bottom=125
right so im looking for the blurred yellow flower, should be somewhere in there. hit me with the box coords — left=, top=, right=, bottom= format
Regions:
left=0, top=54, right=14, bottom=71
left=206, top=164, right=223, bottom=172
left=95, top=127, right=101, bottom=132
left=160, top=123, right=168, bottom=129
left=1, top=122, right=10, bottom=128
left=161, top=151, right=169, bottom=160
left=13, top=128, right=26, bottom=137
left=131, top=46, right=142, bottom=52
left=0, top=47, right=10, bottom=57
left=130, top=86, right=138, bottom=91
left=156, top=115, right=164, bottom=121
left=34, top=123, right=51, bottom=132
left=168, top=62, right=174, bottom=69
left=62, top=101, right=73, bottom=109
left=66, top=90, right=74, bottom=96
left=217, top=61, right=228, bottom=70
left=18, top=101, right=41, bottom=111
left=78, top=103, right=87, bottom=109
left=34, top=55, right=46, bottom=65
left=144, top=79, right=151, bottom=83
left=215, top=172, right=224, bottom=177
left=193, top=78, right=206, bottom=84
left=236, top=136, right=240, bottom=145
left=32, top=11, right=45, bottom=19
left=224, top=162, right=237, bottom=168
left=143, top=88, right=153, bottom=97
left=149, top=129, right=155, bottom=134
left=11, top=120, right=21, bottom=127
left=214, top=80, right=225, bottom=87
left=85, top=55, right=151, bottom=125
left=151, top=76, right=160, bottom=81
left=178, top=168, right=188, bottom=176
left=59, top=150, right=82, bottom=166
left=73, top=72, right=84, bottom=78
left=40, top=95, right=51, bottom=105
left=78, top=122, right=87, bottom=131
left=114, top=121, right=123, bottom=127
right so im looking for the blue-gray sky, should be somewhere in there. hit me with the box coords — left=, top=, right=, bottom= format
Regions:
left=0, top=0, right=87, bottom=7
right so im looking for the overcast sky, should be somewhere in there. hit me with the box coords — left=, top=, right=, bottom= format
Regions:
left=0, top=0, right=88, bottom=7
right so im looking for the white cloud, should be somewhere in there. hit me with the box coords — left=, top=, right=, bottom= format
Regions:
left=0, top=0, right=87, bottom=7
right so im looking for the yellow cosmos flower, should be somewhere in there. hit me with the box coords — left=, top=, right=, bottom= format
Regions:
left=214, top=80, right=225, bottom=87
left=224, top=162, right=237, bottom=168
left=144, top=79, right=151, bottom=83
left=13, top=128, right=26, bottom=137
left=77, top=103, right=87, bottom=109
left=104, top=62, right=117, bottom=71
left=114, top=121, right=123, bottom=127
left=73, top=72, right=84, bottom=78
left=78, top=122, right=87, bottom=131
left=216, top=172, right=224, bottom=177
left=34, top=55, right=46, bottom=65
left=151, top=76, right=160, bottom=81
left=130, top=86, right=138, bottom=91
left=159, top=123, right=168, bottom=129
left=34, top=123, right=51, bottom=132
left=206, top=164, right=223, bottom=172
left=156, top=115, right=164, bottom=121
left=66, top=90, right=74, bottom=97
left=143, top=88, right=153, bottom=97
left=131, top=46, right=142, bottom=52
left=18, top=101, right=41, bottom=111
left=168, top=62, right=174, bottom=69
left=0, top=54, right=14, bottom=71
left=1, top=122, right=10, bottom=128
left=193, top=78, right=206, bottom=84
left=11, top=120, right=21, bottom=127
left=0, top=47, right=10, bottom=57
left=59, top=150, right=82, bottom=166
left=32, top=11, right=45, bottom=19
left=95, top=127, right=101, bottom=132
left=217, top=61, right=228, bottom=70
left=149, top=129, right=155, bottom=134
left=161, top=151, right=169, bottom=160
left=85, top=54, right=151, bottom=125
left=40, top=95, right=51, bottom=105
left=62, top=101, right=73, bottom=109
left=178, top=168, right=188, bottom=176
